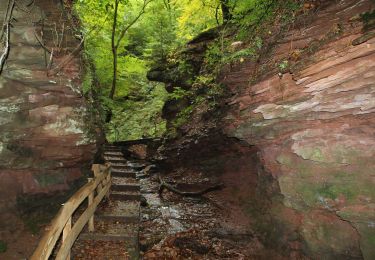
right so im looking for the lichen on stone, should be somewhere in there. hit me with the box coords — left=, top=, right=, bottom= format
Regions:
left=43, top=118, right=84, bottom=135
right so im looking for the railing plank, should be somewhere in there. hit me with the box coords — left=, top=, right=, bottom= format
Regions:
left=62, top=217, right=71, bottom=260
left=88, top=179, right=95, bottom=233
left=55, top=179, right=111, bottom=260
left=30, top=164, right=110, bottom=260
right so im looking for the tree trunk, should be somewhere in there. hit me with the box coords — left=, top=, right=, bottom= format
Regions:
left=220, top=0, right=232, bottom=23
left=109, top=0, right=120, bottom=100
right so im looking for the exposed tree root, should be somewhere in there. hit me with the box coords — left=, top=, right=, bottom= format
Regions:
left=158, top=175, right=224, bottom=197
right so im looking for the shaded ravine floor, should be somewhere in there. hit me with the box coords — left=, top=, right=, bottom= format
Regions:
left=1, top=143, right=301, bottom=259
left=138, top=170, right=278, bottom=259
left=71, top=145, right=289, bottom=259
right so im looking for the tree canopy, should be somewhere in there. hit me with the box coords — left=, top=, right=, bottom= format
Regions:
left=73, top=0, right=299, bottom=141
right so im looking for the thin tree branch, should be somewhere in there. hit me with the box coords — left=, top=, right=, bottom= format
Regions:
left=109, top=0, right=120, bottom=101
left=47, top=37, right=84, bottom=76
left=46, top=12, right=110, bottom=76
left=0, top=0, right=15, bottom=74
left=47, top=48, right=54, bottom=70
left=115, top=0, right=154, bottom=48
left=58, top=23, right=65, bottom=49
left=109, top=0, right=154, bottom=100
left=34, top=31, right=52, bottom=53
left=14, top=0, right=36, bottom=14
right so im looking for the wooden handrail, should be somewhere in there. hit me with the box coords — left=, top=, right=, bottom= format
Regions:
left=30, top=164, right=111, bottom=260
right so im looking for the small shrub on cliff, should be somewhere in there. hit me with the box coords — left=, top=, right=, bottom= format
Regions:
left=278, top=60, right=289, bottom=73
left=195, top=75, right=215, bottom=85
left=361, top=9, right=375, bottom=31
left=172, top=105, right=194, bottom=128
left=0, top=240, right=7, bottom=253
left=169, top=87, right=190, bottom=100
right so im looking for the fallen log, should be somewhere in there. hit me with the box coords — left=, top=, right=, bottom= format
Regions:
left=158, top=175, right=224, bottom=197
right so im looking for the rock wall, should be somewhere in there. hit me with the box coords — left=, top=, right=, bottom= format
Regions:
left=150, top=0, right=375, bottom=258
left=0, top=0, right=101, bottom=214
left=222, top=0, right=375, bottom=258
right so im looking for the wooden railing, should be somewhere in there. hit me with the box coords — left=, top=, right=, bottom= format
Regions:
left=30, top=164, right=111, bottom=260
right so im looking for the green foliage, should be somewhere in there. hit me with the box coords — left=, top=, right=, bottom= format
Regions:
left=228, top=47, right=257, bottom=61
left=0, top=240, right=7, bottom=253
left=205, top=42, right=225, bottom=70
left=195, top=74, right=215, bottom=85
left=74, top=0, right=303, bottom=140
left=106, top=83, right=167, bottom=141
left=81, top=69, right=94, bottom=95
left=361, top=9, right=375, bottom=31
left=176, top=0, right=221, bottom=41
left=202, top=0, right=301, bottom=73
left=278, top=60, right=289, bottom=73
left=168, top=87, right=189, bottom=100
left=74, top=0, right=170, bottom=141
left=204, top=36, right=259, bottom=72
left=173, top=105, right=194, bottom=128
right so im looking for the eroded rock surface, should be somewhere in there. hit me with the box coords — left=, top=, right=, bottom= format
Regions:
left=0, top=0, right=101, bottom=217
left=150, top=0, right=375, bottom=258
left=223, top=0, right=375, bottom=258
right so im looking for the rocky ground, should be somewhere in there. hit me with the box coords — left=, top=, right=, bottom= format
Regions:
left=139, top=165, right=291, bottom=259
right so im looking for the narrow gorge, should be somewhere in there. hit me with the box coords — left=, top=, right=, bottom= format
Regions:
left=0, top=0, right=374, bottom=259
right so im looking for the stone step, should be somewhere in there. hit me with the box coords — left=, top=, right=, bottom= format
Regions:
left=111, top=162, right=146, bottom=169
left=136, top=173, right=148, bottom=179
left=112, top=184, right=140, bottom=192
left=110, top=163, right=133, bottom=167
left=127, top=162, right=147, bottom=169
left=104, top=145, right=120, bottom=148
left=97, top=214, right=139, bottom=223
left=104, top=150, right=122, bottom=153
left=104, top=155, right=125, bottom=160
left=72, top=240, right=133, bottom=259
left=107, top=160, right=128, bottom=164
left=111, top=191, right=141, bottom=201
left=79, top=233, right=138, bottom=242
left=78, top=236, right=139, bottom=260
left=81, top=219, right=139, bottom=237
left=110, top=165, right=135, bottom=171
left=111, top=171, right=137, bottom=178
left=112, top=176, right=138, bottom=185
left=104, top=151, right=123, bottom=156
left=96, top=200, right=140, bottom=218
left=104, top=147, right=121, bottom=152
left=111, top=167, right=137, bottom=172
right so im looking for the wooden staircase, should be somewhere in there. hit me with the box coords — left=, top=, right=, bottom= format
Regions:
left=30, top=142, right=153, bottom=260
left=74, top=144, right=145, bottom=260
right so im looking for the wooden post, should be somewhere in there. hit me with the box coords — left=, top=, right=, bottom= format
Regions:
left=62, top=217, right=71, bottom=260
left=88, top=178, right=95, bottom=232
left=93, top=164, right=104, bottom=194
left=91, top=164, right=100, bottom=177
left=106, top=171, right=111, bottom=199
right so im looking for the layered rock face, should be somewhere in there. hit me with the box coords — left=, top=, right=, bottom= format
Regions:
left=0, top=0, right=101, bottom=214
left=223, top=0, right=375, bottom=258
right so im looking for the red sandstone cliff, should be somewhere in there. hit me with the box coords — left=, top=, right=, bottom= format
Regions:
left=154, top=0, right=375, bottom=258
left=0, top=0, right=102, bottom=220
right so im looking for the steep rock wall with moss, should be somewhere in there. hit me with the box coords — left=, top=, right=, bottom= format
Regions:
left=0, top=0, right=101, bottom=215
left=222, top=0, right=375, bottom=258
left=152, top=0, right=375, bottom=258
